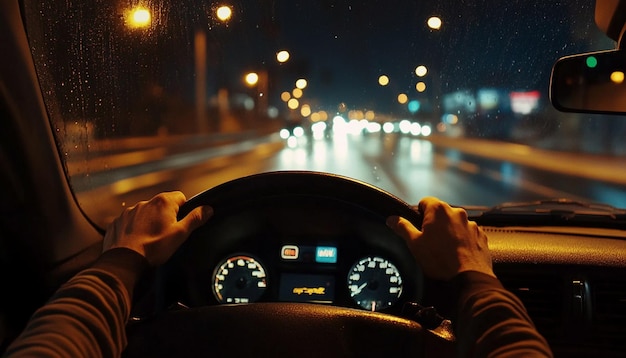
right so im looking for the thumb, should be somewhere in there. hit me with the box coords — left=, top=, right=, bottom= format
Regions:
left=178, top=205, right=214, bottom=232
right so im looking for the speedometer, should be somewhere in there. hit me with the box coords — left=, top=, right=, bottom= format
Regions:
left=212, top=255, right=267, bottom=304
left=347, top=256, right=403, bottom=311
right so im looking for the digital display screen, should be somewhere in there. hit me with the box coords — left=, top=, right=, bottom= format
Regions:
left=280, top=245, right=337, bottom=264
left=315, top=246, right=337, bottom=263
left=279, top=273, right=335, bottom=304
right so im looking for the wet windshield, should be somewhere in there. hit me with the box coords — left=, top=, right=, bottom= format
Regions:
left=23, top=0, right=626, bottom=228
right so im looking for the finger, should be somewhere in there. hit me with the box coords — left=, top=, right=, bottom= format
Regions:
left=178, top=205, right=213, bottom=233
left=417, top=196, right=436, bottom=213
left=160, top=191, right=187, bottom=207
left=386, top=215, right=421, bottom=242
left=417, top=196, right=445, bottom=215
left=452, top=206, right=469, bottom=221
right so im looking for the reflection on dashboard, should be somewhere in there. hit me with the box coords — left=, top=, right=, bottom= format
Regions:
left=212, top=255, right=267, bottom=303
left=348, top=256, right=403, bottom=311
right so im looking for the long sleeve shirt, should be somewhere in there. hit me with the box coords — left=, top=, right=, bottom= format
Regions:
left=3, top=256, right=552, bottom=357
left=3, top=248, right=148, bottom=358
left=453, top=271, right=553, bottom=357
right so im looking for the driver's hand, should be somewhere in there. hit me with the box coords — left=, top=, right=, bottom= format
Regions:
left=386, top=196, right=495, bottom=281
left=103, top=191, right=213, bottom=266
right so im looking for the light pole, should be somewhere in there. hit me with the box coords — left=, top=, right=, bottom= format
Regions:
left=195, top=30, right=208, bottom=133
left=194, top=5, right=233, bottom=133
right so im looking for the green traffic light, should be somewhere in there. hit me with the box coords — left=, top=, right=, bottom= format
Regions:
left=586, top=56, right=598, bottom=68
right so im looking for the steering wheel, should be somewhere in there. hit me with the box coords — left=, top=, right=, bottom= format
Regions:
left=123, top=171, right=454, bottom=357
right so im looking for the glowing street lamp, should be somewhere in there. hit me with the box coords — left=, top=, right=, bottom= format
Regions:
left=295, top=78, right=308, bottom=89
left=378, top=75, right=390, bottom=86
left=245, top=72, right=259, bottom=86
left=216, top=6, right=232, bottom=22
left=292, top=88, right=303, bottom=99
left=301, top=104, right=312, bottom=117
left=288, top=98, right=300, bottom=110
left=126, top=7, right=151, bottom=29
left=276, top=50, right=290, bottom=63
left=427, top=16, right=442, bottom=30
left=415, top=65, right=428, bottom=77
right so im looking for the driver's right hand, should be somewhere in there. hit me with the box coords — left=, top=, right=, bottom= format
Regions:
left=386, top=196, right=495, bottom=281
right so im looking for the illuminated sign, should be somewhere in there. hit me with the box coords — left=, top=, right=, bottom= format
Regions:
left=510, top=90, right=540, bottom=115
left=478, top=88, right=500, bottom=110
left=315, top=246, right=337, bottom=263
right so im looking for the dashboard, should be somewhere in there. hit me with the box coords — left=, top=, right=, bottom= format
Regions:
left=161, top=197, right=423, bottom=315
left=128, top=172, right=626, bottom=357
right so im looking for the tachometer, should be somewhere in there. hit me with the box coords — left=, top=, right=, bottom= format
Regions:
left=347, top=256, right=403, bottom=311
left=213, top=255, right=267, bottom=304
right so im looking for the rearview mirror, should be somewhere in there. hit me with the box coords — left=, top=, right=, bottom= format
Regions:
left=550, top=49, right=626, bottom=114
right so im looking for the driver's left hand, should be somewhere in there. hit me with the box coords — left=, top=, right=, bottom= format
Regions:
left=102, top=191, right=213, bottom=266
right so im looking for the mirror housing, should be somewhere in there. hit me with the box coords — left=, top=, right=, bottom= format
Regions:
left=550, top=49, right=626, bottom=114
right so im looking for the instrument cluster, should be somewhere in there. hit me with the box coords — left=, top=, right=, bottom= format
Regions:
left=210, top=242, right=410, bottom=312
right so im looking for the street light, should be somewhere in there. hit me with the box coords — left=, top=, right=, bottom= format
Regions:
left=301, top=104, right=312, bottom=117
left=378, top=75, right=390, bottom=86
left=216, top=6, right=232, bottom=22
left=415, top=65, right=428, bottom=77
left=292, top=88, right=303, bottom=99
left=287, top=98, right=300, bottom=110
left=126, top=7, right=151, bottom=29
left=427, top=16, right=442, bottom=30
left=276, top=50, right=290, bottom=63
left=244, top=72, right=259, bottom=86
left=295, top=78, right=308, bottom=89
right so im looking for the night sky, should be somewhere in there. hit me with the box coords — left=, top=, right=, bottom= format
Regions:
left=211, top=0, right=614, bottom=114
left=25, top=0, right=615, bottom=130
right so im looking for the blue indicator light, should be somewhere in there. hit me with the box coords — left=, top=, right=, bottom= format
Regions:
left=315, top=246, right=337, bottom=263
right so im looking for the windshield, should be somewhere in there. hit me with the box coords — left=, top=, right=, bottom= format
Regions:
left=22, top=0, right=626, bottom=228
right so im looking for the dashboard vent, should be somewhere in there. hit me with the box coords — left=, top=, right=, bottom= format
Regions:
left=592, top=279, right=626, bottom=348
left=498, top=274, right=563, bottom=339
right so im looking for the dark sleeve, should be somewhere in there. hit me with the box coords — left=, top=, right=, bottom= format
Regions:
left=452, top=271, right=553, bottom=358
left=3, top=248, right=149, bottom=358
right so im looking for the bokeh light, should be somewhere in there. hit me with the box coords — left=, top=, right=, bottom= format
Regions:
left=427, top=16, right=442, bottom=30
left=126, top=7, right=151, bottom=29
left=216, top=6, right=232, bottom=21
left=245, top=72, right=259, bottom=86
left=415, top=65, right=428, bottom=77
left=378, top=75, right=390, bottom=86
left=276, top=50, right=290, bottom=63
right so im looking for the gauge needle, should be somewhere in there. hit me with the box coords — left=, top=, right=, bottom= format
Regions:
left=352, top=282, right=368, bottom=296
left=371, top=301, right=376, bottom=312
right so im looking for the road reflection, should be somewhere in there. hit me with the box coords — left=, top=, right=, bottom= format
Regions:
left=75, top=130, right=626, bottom=227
